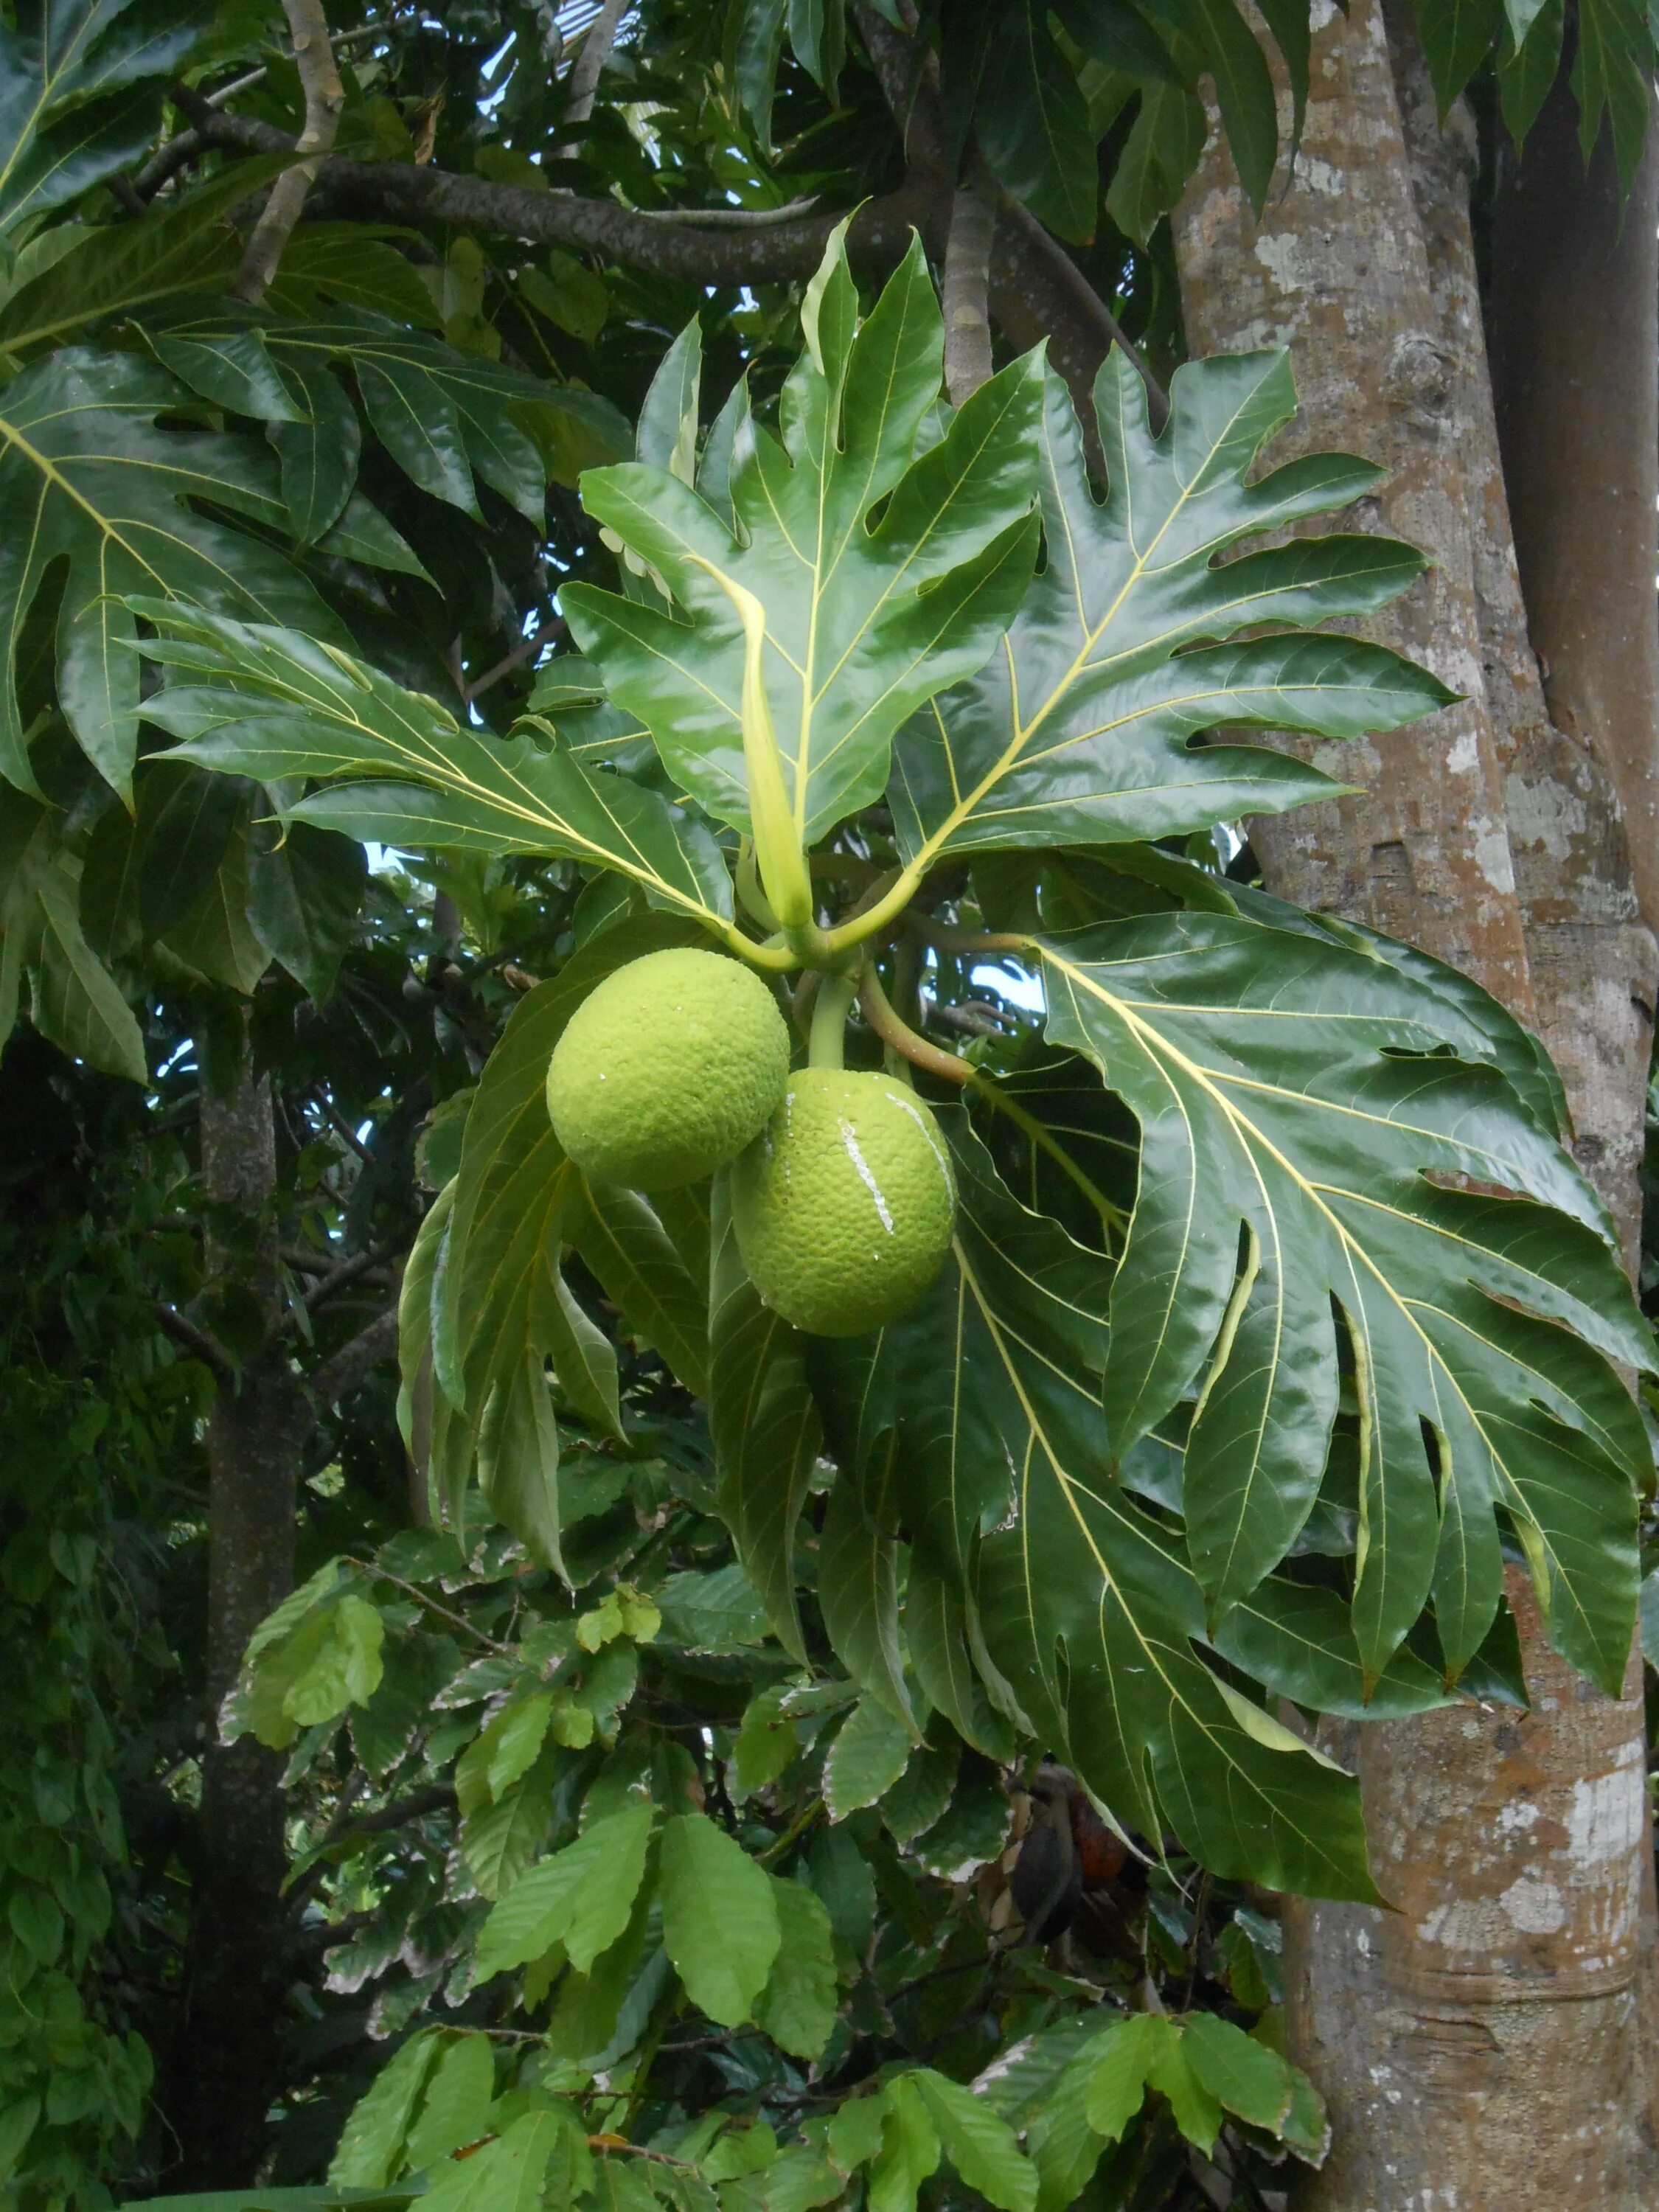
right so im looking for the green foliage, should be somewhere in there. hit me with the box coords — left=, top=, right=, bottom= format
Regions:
left=143, top=247, right=1646, bottom=1924
left=0, top=5, right=1652, bottom=2207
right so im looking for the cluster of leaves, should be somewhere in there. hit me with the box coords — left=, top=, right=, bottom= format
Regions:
left=0, top=1, right=1655, bottom=2205
left=146, top=226, right=1652, bottom=1909
left=737, top=0, right=1659, bottom=241
left=0, top=1046, right=203, bottom=2207
left=202, top=1374, right=1329, bottom=2212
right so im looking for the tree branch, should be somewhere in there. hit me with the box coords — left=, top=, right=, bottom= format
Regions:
left=286, top=1784, right=456, bottom=1907
left=175, top=91, right=936, bottom=288
left=231, top=0, right=345, bottom=304
left=557, top=0, right=628, bottom=153
left=309, top=1306, right=400, bottom=1409
left=942, top=159, right=996, bottom=403
left=987, top=188, right=1168, bottom=434
left=156, top=1303, right=236, bottom=1385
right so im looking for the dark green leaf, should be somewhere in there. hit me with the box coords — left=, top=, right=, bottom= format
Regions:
left=978, top=3, right=1099, bottom=241
left=0, top=352, right=342, bottom=796
left=0, top=0, right=198, bottom=234
left=824, top=1115, right=1377, bottom=1897
left=1040, top=916, right=1649, bottom=1686
left=754, top=1875, right=838, bottom=2059
left=246, top=819, right=366, bottom=1004
left=711, top=1175, right=821, bottom=1663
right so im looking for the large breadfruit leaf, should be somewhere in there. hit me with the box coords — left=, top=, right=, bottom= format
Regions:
left=0, top=0, right=197, bottom=235
left=888, top=350, right=1453, bottom=866
left=560, top=229, right=1044, bottom=841
left=0, top=350, right=344, bottom=797
left=1037, top=914, right=1651, bottom=1691
left=816, top=1116, right=1380, bottom=1901
left=132, top=608, right=737, bottom=936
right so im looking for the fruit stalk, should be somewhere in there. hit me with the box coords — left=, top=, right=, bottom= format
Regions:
left=807, top=973, right=860, bottom=1068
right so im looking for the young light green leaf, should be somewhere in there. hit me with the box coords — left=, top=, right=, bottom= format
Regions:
left=658, top=1811, right=781, bottom=2025
left=1082, top=2014, right=1172, bottom=2143
left=420, top=2112, right=562, bottom=2212
left=404, top=2032, right=495, bottom=2171
left=475, top=1804, right=654, bottom=1978
left=868, top=2078, right=942, bottom=2212
left=461, top=1753, right=556, bottom=1902
left=908, top=2070, right=1037, bottom=2212
left=282, top=1595, right=385, bottom=1728
left=754, top=1877, right=838, bottom=2060
left=329, top=2028, right=442, bottom=2187
left=1179, top=2011, right=1293, bottom=2131
left=1144, top=2039, right=1222, bottom=2154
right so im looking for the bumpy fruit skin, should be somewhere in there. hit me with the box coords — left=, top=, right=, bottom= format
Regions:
left=546, top=947, right=790, bottom=1190
left=731, top=1068, right=956, bottom=1336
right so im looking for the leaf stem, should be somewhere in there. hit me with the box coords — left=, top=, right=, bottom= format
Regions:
left=860, top=961, right=1127, bottom=1239
left=858, top=967, right=973, bottom=1085
left=822, top=860, right=926, bottom=953
left=902, top=914, right=1036, bottom=958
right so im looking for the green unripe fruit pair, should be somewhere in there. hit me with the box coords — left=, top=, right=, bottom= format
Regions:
left=546, top=947, right=791, bottom=1191
left=546, top=947, right=956, bottom=1336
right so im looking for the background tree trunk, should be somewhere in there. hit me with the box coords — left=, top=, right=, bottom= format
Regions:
left=1171, top=3, right=1659, bottom=2201
left=165, top=1057, right=309, bottom=2187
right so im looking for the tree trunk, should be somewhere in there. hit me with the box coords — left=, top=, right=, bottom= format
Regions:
left=166, top=1055, right=310, bottom=2187
left=1171, top=4, right=1659, bottom=2202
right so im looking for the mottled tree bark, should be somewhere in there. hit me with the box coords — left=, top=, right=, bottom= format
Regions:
left=1172, top=4, right=1658, bottom=2202
left=167, top=1060, right=310, bottom=2187
left=165, top=1054, right=400, bottom=2183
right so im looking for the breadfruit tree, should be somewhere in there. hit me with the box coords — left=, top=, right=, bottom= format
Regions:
left=0, top=3, right=1653, bottom=2210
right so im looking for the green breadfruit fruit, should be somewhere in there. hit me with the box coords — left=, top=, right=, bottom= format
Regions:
left=546, top=947, right=791, bottom=1190
left=731, top=1068, right=957, bottom=1337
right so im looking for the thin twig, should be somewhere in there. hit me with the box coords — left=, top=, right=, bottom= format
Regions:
left=464, top=622, right=551, bottom=703
left=630, top=196, right=825, bottom=226
left=309, top=1088, right=375, bottom=1164
left=343, top=1558, right=518, bottom=1654
left=287, top=1784, right=456, bottom=1905
left=232, top=0, right=345, bottom=304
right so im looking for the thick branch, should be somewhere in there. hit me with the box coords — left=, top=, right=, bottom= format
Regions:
left=309, top=1305, right=400, bottom=1411
left=232, top=0, right=344, bottom=303
left=177, top=91, right=932, bottom=288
